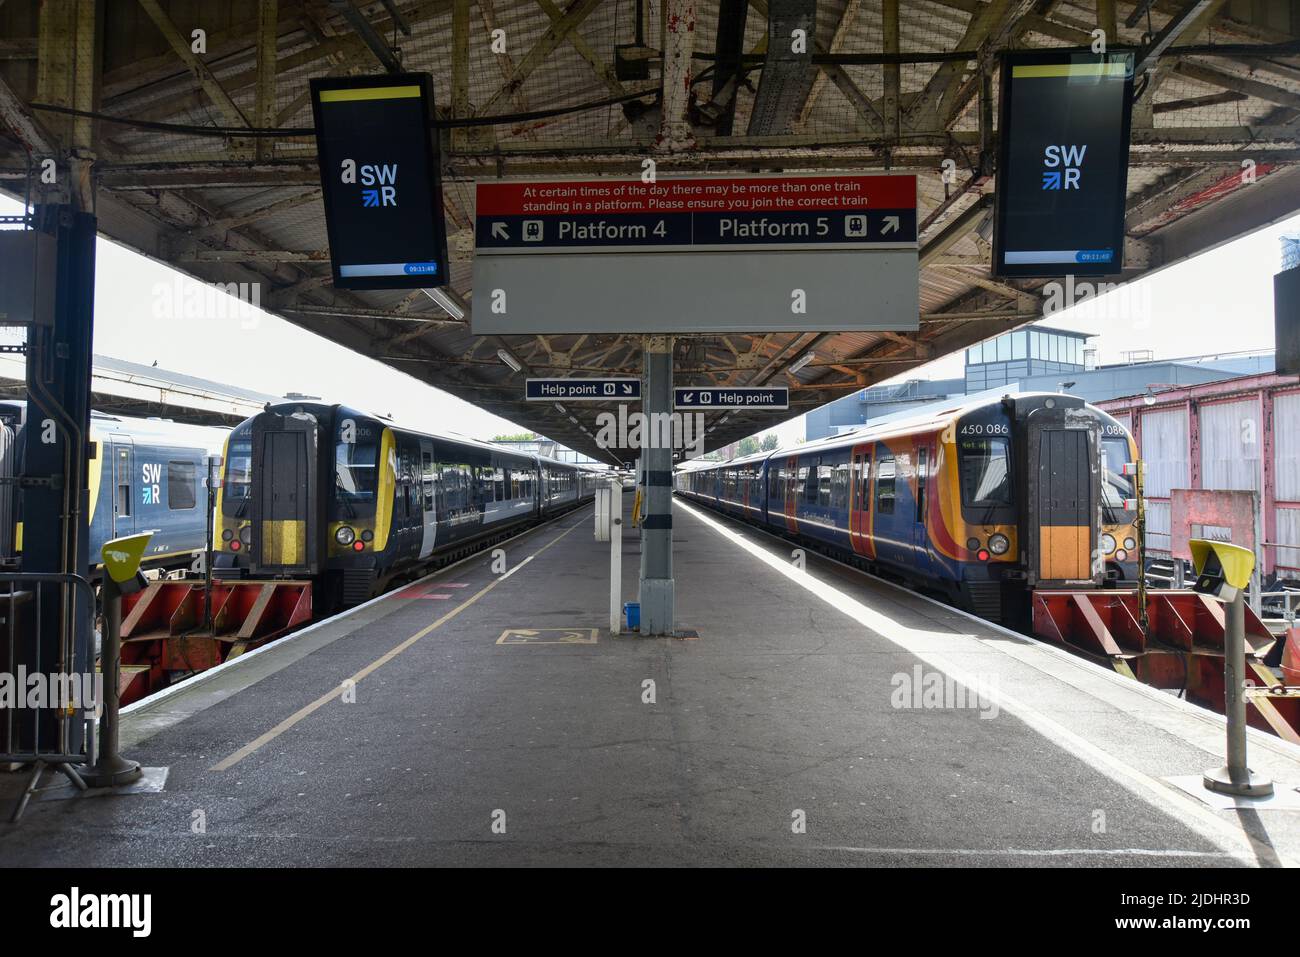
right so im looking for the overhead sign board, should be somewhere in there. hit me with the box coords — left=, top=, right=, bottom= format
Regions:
left=473, top=174, right=920, bottom=335
left=311, top=73, right=450, bottom=290
left=674, top=387, right=789, bottom=411
left=526, top=378, right=641, bottom=401
left=475, top=175, right=916, bottom=252
left=993, top=50, right=1135, bottom=278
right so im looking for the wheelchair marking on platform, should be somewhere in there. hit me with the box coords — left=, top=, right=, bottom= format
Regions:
left=497, top=628, right=599, bottom=645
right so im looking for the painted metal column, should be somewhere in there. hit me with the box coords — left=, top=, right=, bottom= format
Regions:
left=639, top=336, right=675, bottom=635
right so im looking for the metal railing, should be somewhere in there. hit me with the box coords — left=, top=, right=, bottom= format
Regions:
left=0, top=571, right=96, bottom=765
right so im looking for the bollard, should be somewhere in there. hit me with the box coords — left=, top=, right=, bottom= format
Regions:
left=1190, top=539, right=1274, bottom=798
left=82, top=534, right=151, bottom=788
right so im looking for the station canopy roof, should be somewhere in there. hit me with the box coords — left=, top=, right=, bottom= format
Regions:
left=3, top=0, right=1299, bottom=464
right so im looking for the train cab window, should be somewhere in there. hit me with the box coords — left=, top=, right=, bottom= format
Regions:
left=223, top=438, right=252, bottom=510
left=167, top=461, right=197, bottom=510
left=958, top=438, right=1012, bottom=507
left=337, top=438, right=379, bottom=503
left=1101, top=436, right=1136, bottom=522
left=876, top=457, right=896, bottom=515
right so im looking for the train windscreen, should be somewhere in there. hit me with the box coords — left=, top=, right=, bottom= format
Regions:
left=959, top=437, right=1013, bottom=507
left=336, top=439, right=379, bottom=503
left=222, top=437, right=252, bottom=514
left=1100, top=436, right=1136, bottom=523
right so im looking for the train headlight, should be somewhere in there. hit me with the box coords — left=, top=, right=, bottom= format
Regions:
left=239, top=526, right=251, bottom=546
left=988, top=533, right=1010, bottom=556
left=1124, top=537, right=1137, bottom=550
left=1101, top=533, right=1117, bottom=555
left=335, top=525, right=356, bottom=546
left=1116, top=549, right=1128, bottom=562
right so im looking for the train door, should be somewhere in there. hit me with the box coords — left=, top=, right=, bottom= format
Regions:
left=1030, top=424, right=1098, bottom=584
left=849, top=445, right=873, bottom=556
left=420, top=445, right=436, bottom=558
left=783, top=455, right=799, bottom=532
left=254, top=426, right=313, bottom=573
left=911, top=444, right=933, bottom=575
left=111, top=435, right=135, bottom=537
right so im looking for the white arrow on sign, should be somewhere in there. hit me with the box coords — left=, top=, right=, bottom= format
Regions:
left=491, top=222, right=509, bottom=240
left=882, top=216, right=900, bottom=235
left=622, top=383, right=634, bottom=395
left=682, top=392, right=695, bottom=403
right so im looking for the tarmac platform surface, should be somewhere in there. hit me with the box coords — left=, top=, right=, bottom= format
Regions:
left=4, top=495, right=1300, bottom=867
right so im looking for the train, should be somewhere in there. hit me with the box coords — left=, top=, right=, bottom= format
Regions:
left=674, top=393, right=1140, bottom=625
left=213, top=401, right=602, bottom=609
left=0, top=403, right=228, bottom=575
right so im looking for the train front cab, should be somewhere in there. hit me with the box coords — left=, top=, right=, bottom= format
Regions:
left=967, top=395, right=1111, bottom=625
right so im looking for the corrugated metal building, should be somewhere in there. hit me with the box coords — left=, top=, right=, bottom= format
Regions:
left=1098, top=373, right=1300, bottom=580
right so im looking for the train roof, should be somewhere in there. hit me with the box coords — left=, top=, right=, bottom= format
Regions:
left=89, top=411, right=229, bottom=455
left=678, top=391, right=1127, bottom=472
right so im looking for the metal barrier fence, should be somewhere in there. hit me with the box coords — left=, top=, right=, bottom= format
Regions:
left=0, top=571, right=96, bottom=765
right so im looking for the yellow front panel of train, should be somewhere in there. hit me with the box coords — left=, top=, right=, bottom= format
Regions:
left=1039, top=524, right=1090, bottom=580
left=261, top=519, right=306, bottom=566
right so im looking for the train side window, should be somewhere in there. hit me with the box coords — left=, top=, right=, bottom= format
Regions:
left=422, top=451, right=434, bottom=512
left=817, top=463, right=832, bottom=507
left=915, top=448, right=928, bottom=522
left=876, top=456, right=896, bottom=514
left=167, top=461, right=196, bottom=510
left=831, top=461, right=850, bottom=510
left=858, top=457, right=872, bottom=510
left=115, top=447, right=131, bottom=517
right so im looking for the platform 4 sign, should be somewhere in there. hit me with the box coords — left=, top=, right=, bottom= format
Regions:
left=526, top=378, right=642, bottom=401
left=674, top=388, right=789, bottom=411
left=476, top=175, right=917, bottom=253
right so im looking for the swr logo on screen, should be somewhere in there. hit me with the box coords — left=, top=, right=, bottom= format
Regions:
left=1041, top=144, right=1087, bottom=190
left=339, top=159, right=399, bottom=207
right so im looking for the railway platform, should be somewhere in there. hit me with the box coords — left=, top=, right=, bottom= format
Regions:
left=4, top=498, right=1300, bottom=867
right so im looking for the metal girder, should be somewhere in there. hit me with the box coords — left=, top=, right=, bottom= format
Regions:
left=660, top=0, right=697, bottom=148
left=478, top=0, right=607, bottom=117
left=1170, top=60, right=1300, bottom=113
left=0, top=70, right=55, bottom=154
left=329, top=0, right=404, bottom=73
left=255, top=0, right=279, bottom=160
left=796, top=0, right=864, bottom=128
left=136, top=0, right=251, bottom=130
left=536, top=0, right=627, bottom=100
left=746, top=0, right=817, bottom=136
left=906, top=0, right=1024, bottom=129
left=1134, top=1, right=1217, bottom=76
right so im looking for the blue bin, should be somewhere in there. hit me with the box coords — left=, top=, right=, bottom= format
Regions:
left=623, top=601, right=640, bottom=630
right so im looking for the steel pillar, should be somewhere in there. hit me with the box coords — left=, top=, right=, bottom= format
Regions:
left=20, top=203, right=97, bottom=757
left=639, top=337, right=674, bottom=635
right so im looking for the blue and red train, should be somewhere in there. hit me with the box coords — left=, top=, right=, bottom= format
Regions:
left=675, top=393, right=1139, bottom=624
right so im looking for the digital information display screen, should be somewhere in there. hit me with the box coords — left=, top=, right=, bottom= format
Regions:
left=311, top=74, right=449, bottom=290
left=993, top=51, right=1135, bottom=278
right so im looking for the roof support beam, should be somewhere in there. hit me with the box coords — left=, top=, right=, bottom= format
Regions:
left=136, top=0, right=251, bottom=130
left=328, top=0, right=404, bottom=72
left=255, top=0, right=279, bottom=160
left=478, top=0, right=606, bottom=117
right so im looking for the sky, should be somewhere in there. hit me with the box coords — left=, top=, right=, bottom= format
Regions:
left=1, top=191, right=1295, bottom=449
